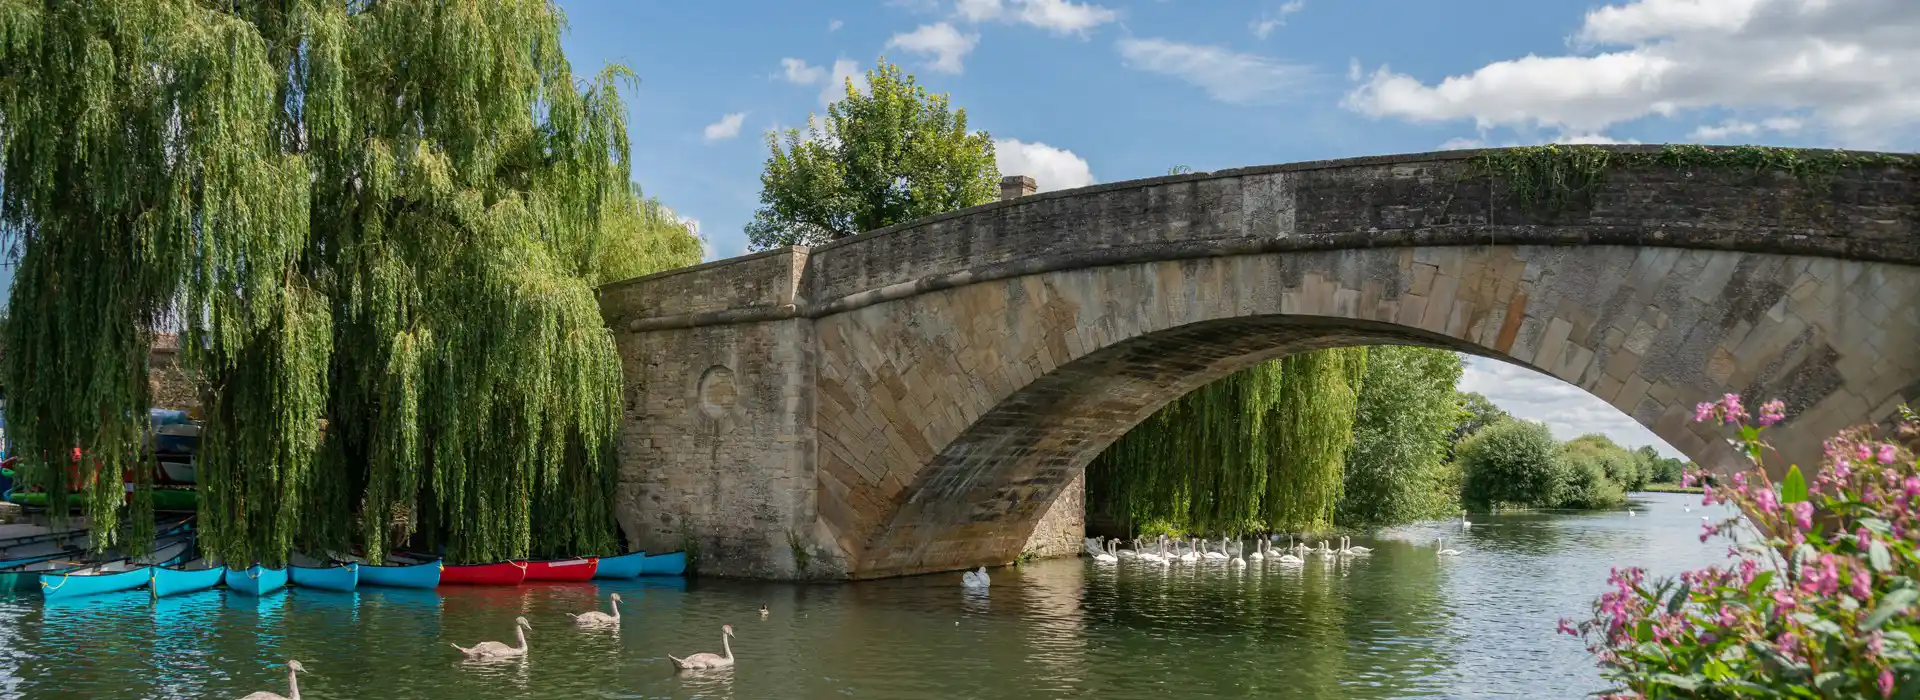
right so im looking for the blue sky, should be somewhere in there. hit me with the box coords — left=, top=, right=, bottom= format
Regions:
left=556, top=0, right=1918, bottom=458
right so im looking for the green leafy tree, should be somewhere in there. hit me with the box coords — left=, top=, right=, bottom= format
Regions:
left=746, top=58, right=998, bottom=249
left=1338, top=347, right=1464, bottom=526
left=1562, top=433, right=1647, bottom=493
left=1448, top=391, right=1511, bottom=460
left=0, top=0, right=686, bottom=564
left=597, top=184, right=705, bottom=285
left=1458, top=419, right=1565, bottom=509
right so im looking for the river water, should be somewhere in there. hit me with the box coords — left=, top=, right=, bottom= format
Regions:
left=0, top=492, right=1729, bottom=699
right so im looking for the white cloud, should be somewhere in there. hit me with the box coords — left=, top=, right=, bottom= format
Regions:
left=1342, top=0, right=1920, bottom=147
left=828, top=19, right=844, bottom=32
left=1438, top=137, right=1485, bottom=151
left=886, top=22, right=980, bottom=74
left=955, top=0, right=1118, bottom=36
left=1117, top=37, right=1311, bottom=105
left=821, top=58, right=867, bottom=106
left=779, top=58, right=826, bottom=85
left=993, top=138, right=1096, bottom=192
left=1687, top=116, right=1804, bottom=141
left=1459, top=356, right=1685, bottom=459
left=1251, top=0, right=1306, bottom=40
left=702, top=112, right=747, bottom=142
left=1438, top=132, right=1643, bottom=149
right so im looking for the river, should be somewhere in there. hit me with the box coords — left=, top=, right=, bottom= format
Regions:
left=0, top=492, right=1728, bottom=699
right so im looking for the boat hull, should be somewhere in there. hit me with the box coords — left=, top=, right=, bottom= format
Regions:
left=42, top=567, right=152, bottom=601
left=592, top=551, right=648, bottom=579
left=639, top=551, right=687, bottom=576
left=357, top=560, right=442, bottom=589
left=151, top=566, right=224, bottom=598
left=525, top=557, right=598, bottom=582
left=224, top=565, right=289, bottom=596
left=438, top=561, right=526, bottom=586
left=290, top=563, right=359, bottom=592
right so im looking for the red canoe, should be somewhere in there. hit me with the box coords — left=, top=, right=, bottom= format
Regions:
left=439, top=560, right=527, bottom=586
left=524, top=557, right=598, bottom=582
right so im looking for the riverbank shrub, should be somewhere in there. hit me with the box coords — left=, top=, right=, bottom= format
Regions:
left=1459, top=419, right=1565, bottom=508
left=1555, top=452, right=1628, bottom=509
left=1562, top=396, right=1920, bottom=698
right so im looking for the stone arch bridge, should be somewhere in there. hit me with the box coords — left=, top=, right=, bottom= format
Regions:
left=597, top=146, right=1920, bottom=580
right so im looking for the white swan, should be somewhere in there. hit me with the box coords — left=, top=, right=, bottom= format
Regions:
left=669, top=624, right=735, bottom=670
left=1461, top=512, right=1472, bottom=529
left=238, top=659, right=305, bottom=700
left=1312, top=540, right=1334, bottom=557
left=1229, top=540, right=1246, bottom=567
left=451, top=617, right=531, bottom=659
left=1437, top=538, right=1461, bottom=557
left=568, top=593, right=622, bottom=626
left=1247, top=539, right=1265, bottom=562
left=961, top=566, right=990, bottom=589
left=1629, top=509, right=1637, bottom=517
left=1342, top=536, right=1372, bottom=556
left=1205, top=538, right=1229, bottom=561
left=1137, top=538, right=1165, bottom=564
left=1093, top=540, right=1118, bottom=564
left=1116, top=539, right=1139, bottom=560
left=1177, top=540, right=1200, bottom=563
left=1084, top=536, right=1104, bottom=557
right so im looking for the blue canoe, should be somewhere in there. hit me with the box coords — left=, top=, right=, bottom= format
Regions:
left=354, top=558, right=442, bottom=589
left=288, top=557, right=358, bottom=592
left=151, top=559, right=224, bottom=598
left=638, top=550, right=687, bottom=576
left=224, top=564, right=289, bottom=596
left=41, top=537, right=192, bottom=601
left=593, top=551, right=649, bottom=579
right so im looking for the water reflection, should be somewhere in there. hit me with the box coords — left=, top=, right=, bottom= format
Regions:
left=0, top=492, right=1731, bottom=699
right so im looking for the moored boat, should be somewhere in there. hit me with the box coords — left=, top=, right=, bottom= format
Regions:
left=592, top=551, right=648, bottom=579
left=351, top=557, right=442, bottom=589
left=440, top=560, right=526, bottom=586
left=524, top=557, right=598, bottom=582
left=639, top=550, right=687, bottom=576
left=151, top=559, right=224, bottom=598
left=224, top=564, right=289, bottom=596
left=41, top=536, right=192, bottom=601
left=288, top=554, right=358, bottom=592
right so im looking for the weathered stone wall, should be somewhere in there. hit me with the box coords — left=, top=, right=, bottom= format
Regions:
left=147, top=336, right=199, bottom=412
left=603, top=146, right=1920, bottom=581
left=1020, top=471, right=1084, bottom=559
left=597, top=249, right=834, bottom=579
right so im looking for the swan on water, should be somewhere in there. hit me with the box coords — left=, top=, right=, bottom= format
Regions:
left=238, top=659, right=305, bottom=700
left=760, top=604, right=770, bottom=619
left=1093, top=540, right=1118, bottom=564
left=1342, top=536, right=1371, bottom=556
left=1205, top=539, right=1229, bottom=561
left=1629, top=509, right=1637, bottom=517
left=1247, top=540, right=1265, bottom=562
left=1462, top=512, right=1472, bottom=529
left=568, top=593, right=622, bottom=626
left=1229, top=541, right=1246, bottom=567
left=961, top=566, right=991, bottom=589
left=669, top=624, right=736, bottom=670
left=1177, top=540, right=1200, bottom=563
left=1312, top=541, right=1334, bottom=557
left=451, top=616, right=531, bottom=660
left=1437, top=539, right=1461, bottom=557
left=1137, top=539, right=1165, bottom=564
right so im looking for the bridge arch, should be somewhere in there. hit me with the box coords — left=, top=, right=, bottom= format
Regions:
left=599, top=146, right=1920, bottom=580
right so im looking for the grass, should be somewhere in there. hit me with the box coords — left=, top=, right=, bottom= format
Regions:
left=1638, top=483, right=1704, bottom=495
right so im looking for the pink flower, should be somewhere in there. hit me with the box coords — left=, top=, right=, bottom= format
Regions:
left=1717, top=605, right=1739, bottom=628
left=1699, top=521, right=1716, bottom=542
left=1758, top=399, right=1786, bottom=426
left=1883, top=670, right=1896, bottom=698
left=1861, top=527, right=1875, bottom=551
left=1739, top=558, right=1759, bottom=585
left=1701, top=484, right=1716, bottom=506
left=1694, top=402, right=1715, bottom=422
left=1722, top=393, right=1746, bottom=422
left=1881, top=443, right=1900, bottom=465
left=1770, top=587, right=1796, bottom=613
left=1756, top=487, right=1779, bottom=515
left=1852, top=564, right=1873, bottom=599
left=1558, top=618, right=1578, bottom=636
left=1860, top=443, right=1876, bottom=462
left=1789, top=501, right=1814, bottom=531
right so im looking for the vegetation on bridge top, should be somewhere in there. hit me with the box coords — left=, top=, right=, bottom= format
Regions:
left=1468, top=144, right=1918, bottom=217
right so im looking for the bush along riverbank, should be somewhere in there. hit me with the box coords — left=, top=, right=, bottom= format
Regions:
left=1562, top=395, right=1920, bottom=698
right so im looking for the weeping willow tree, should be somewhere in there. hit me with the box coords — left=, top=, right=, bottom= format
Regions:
left=1264, top=348, right=1367, bottom=531
left=0, top=1, right=698, bottom=565
left=1089, top=347, right=1367, bottom=536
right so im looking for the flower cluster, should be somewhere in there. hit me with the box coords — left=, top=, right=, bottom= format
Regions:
left=1562, top=396, right=1920, bottom=698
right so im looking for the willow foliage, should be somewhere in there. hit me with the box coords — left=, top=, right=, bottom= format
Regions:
left=0, top=1, right=698, bottom=565
left=1089, top=347, right=1367, bottom=536
left=1264, top=348, right=1367, bottom=531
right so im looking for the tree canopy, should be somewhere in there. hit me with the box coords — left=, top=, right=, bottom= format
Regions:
left=0, top=0, right=699, bottom=563
left=745, top=58, right=999, bottom=250
left=1338, top=347, right=1464, bottom=526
